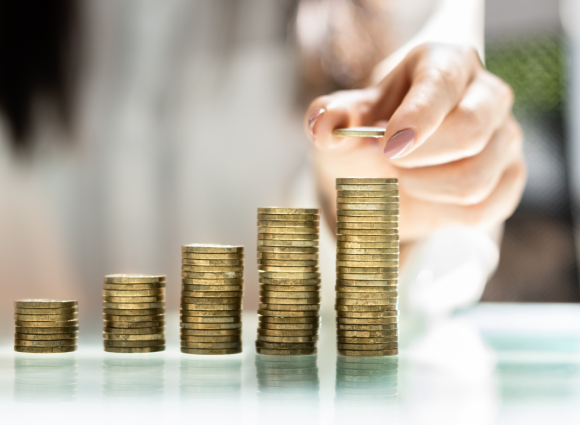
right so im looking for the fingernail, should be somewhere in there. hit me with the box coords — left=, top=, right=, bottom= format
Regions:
left=384, top=129, right=415, bottom=159
left=308, top=108, right=325, bottom=138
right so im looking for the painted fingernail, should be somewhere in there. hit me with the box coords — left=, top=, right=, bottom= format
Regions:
left=308, top=108, right=325, bottom=138
left=384, top=129, right=416, bottom=159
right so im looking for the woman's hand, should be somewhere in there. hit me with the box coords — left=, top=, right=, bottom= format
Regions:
left=304, top=43, right=526, bottom=242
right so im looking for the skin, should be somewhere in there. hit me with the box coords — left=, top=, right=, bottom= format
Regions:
left=304, top=43, right=526, bottom=244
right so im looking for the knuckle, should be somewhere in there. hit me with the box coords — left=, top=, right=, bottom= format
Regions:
left=456, top=105, right=486, bottom=156
left=450, top=162, right=494, bottom=206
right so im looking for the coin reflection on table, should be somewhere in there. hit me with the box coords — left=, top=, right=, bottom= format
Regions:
left=179, top=356, right=242, bottom=423
left=256, top=354, right=320, bottom=424
left=101, top=354, right=165, bottom=406
left=335, top=355, right=398, bottom=422
left=13, top=354, right=78, bottom=404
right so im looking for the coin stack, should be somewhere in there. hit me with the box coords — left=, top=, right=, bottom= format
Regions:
left=14, top=299, right=79, bottom=354
left=335, top=178, right=399, bottom=357
left=181, top=244, right=244, bottom=355
left=256, top=207, right=321, bottom=356
left=103, top=274, right=166, bottom=353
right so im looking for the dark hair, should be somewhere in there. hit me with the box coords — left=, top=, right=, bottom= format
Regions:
left=0, top=0, right=79, bottom=152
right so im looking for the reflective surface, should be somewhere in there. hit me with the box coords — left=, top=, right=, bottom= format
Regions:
left=1, top=304, right=580, bottom=424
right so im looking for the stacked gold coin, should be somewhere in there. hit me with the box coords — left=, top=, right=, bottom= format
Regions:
left=181, top=244, right=244, bottom=355
left=256, top=207, right=321, bottom=356
left=103, top=274, right=166, bottom=353
left=335, top=178, right=399, bottom=357
left=14, top=299, right=79, bottom=353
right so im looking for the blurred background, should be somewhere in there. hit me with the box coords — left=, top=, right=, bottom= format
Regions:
left=0, top=0, right=577, bottom=325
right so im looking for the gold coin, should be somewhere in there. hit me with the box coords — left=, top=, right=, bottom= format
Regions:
left=260, top=297, right=320, bottom=305
left=337, top=324, right=398, bottom=331
left=336, top=184, right=398, bottom=192
left=259, top=278, right=320, bottom=286
left=338, top=337, right=398, bottom=344
left=259, top=266, right=319, bottom=273
left=102, top=302, right=164, bottom=309
left=103, top=327, right=164, bottom=334
left=181, top=341, right=241, bottom=349
left=336, top=178, right=397, bottom=185
left=258, top=252, right=318, bottom=261
left=337, top=203, right=398, bottom=211
left=15, top=326, right=78, bottom=334
left=260, top=291, right=319, bottom=299
left=337, top=209, right=398, bottom=216
left=258, top=240, right=318, bottom=247
left=103, top=283, right=165, bottom=290
left=336, top=298, right=397, bottom=306
left=182, top=244, right=244, bottom=253
left=15, top=346, right=76, bottom=354
left=182, top=291, right=242, bottom=298
left=180, top=315, right=241, bottom=323
left=258, top=309, right=319, bottom=317
left=104, top=275, right=165, bottom=284
left=15, top=299, right=77, bottom=309
left=105, top=346, right=165, bottom=353
left=259, top=272, right=320, bottom=279
left=256, top=348, right=316, bottom=355
left=182, top=259, right=243, bottom=266
left=338, top=224, right=398, bottom=232
left=258, top=329, right=318, bottom=337
left=15, top=339, right=77, bottom=347
left=337, top=292, right=398, bottom=300
left=181, top=322, right=242, bottom=330
left=338, top=242, right=398, bottom=249
left=103, top=334, right=165, bottom=341
left=338, top=229, right=398, bottom=237
left=14, top=320, right=78, bottom=328
left=258, top=208, right=320, bottom=215
left=259, top=303, right=319, bottom=311
left=180, top=335, right=241, bottom=343
left=338, top=342, right=398, bottom=350
left=181, top=304, right=240, bottom=311
left=15, top=332, right=78, bottom=340
left=182, top=285, right=242, bottom=292
left=337, top=254, right=398, bottom=261
left=105, top=321, right=165, bottom=329
left=181, top=347, right=241, bottom=355
left=337, top=197, right=398, bottom=204
left=261, top=284, right=321, bottom=292
left=337, top=317, right=397, bottom=325
left=104, top=340, right=165, bottom=348
left=14, top=307, right=78, bottom=315
left=332, top=128, right=385, bottom=138
left=258, top=220, right=319, bottom=228
left=182, top=272, right=243, bottom=279
left=337, top=266, right=397, bottom=273
left=255, top=341, right=316, bottom=349
left=337, top=235, right=399, bottom=242
left=103, top=313, right=164, bottom=322
left=14, top=313, right=77, bottom=322
left=337, top=279, right=398, bottom=287
left=182, top=278, right=244, bottom=285
left=257, top=246, right=318, bottom=254
left=336, top=311, right=397, bottom=319
left=182, top=297, right=241, bottom=305
left=103, top=289, right=164, bottom=297
left=336, top=285, right=397, bottom=294
left=257, top=335, right=318, bottom=343
left=259, top=316, right=320, bottom=324
left=338, top=349, right=398, bottom=357
left=258, top=226, right=318, bottom=235
left=258, top=233, right=318, bottom=241
left=337, top=190, right=398, bottom=198
left=103, top=308, right=165, bottom=316
left=182, top=265, right=244, bottom=273
left=182, top=252, right=244, bottom=260
left=337, top=273, right=398, bottom=281
left=258, top=259, right=318, bottom=267
left=260, top=324, right=319, bottom=332
left=258, top=213, right=320, bottom=221
left=181, top=329, right=241, bottom=336
left=103, top=296, right=163, bottom=303
left=337, top=330, right=398, bottom=338
left=335, top=305, right=397, bottom=312
left=337, top=260, right=398, bottom=268
left=180, top=309, right=242, bottom=317
left=337, top=246, right=399, bottom=254
left=337, top=215, right=398, bottom=223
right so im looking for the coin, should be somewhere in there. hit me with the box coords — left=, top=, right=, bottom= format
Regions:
left=180, top=335, right=241, bottom=343
left=337, top=279, right=398, bottom=287
left=15, top=346, right=77, bottom=353
left=181, top=348, right=241, bottom=355
left=182, top=296, right=241, bottom=304
left=182, top=244, right=244, bottom=253
left=258, top=227, right=318, bottom=235
left=103, top=289, right=164, bottom=297
left=260, top=323, right=319, bottom=330
left=338, top=337, right=398, bottom=344
left=337, top=190, right=398, bottom=198
left=103, top=334, right=165, bottom=341
left=181, top=304, right=240, bottom=311
left=259, top=316, right=320, bottom=324
left=337, top=235, right=399, bottom=242
left=337, top=209, right=398, bottom=216
left=258, top=240, right=318, bottom=247
left=180, top=341, right=241, bottom=349
left=337, top=215, right=398, bottom=223
left=105, top=321, right=165, bottom=329
left=337, top=273, right=398, bottom=280
left=103, top=308, right=164, bottom=315
left=337, top=178, right=397, bottom=185
left=102, top=302, right=164, bottom=309
left=14, top=320, right=78, bottom=328
left=15, top=326, right=78, bottom=334
left=259, top=272, right=320, bottom=279
left=259, top=266, right=319, bottom=274
left=337, top=267, right=398, bottom=273
left=338, top=342, right=398, bottom=350
left=103, top=296, right=163, bottom=303
left=14, top=307, right=78, bottom=315
left=258, top=213, right=319, bottom=221
left=181, top=259, right=243, bottom=266
left=256, top=341, right=316, bottom=349
left=182, top=272, right=243, bottom=279
left=336, top=299, right=397, bottom=306
left=182, top=285, right=242, bottom=292
left=15, top=339, right=77, bottom=347
left=181, top=329, right=241, bottom=336
left=337, top=349, right=398, bottom=357
left=258, top=252, right=318, bottom=260
left=259, top=303, right=319, bottom=311
left=337, top=242, right=398, bottom=249
left=337, top=253, right=398, bottom=261
left=337, top=311, right=398, bottom=318
left=103, top=327, right=164, bottom=334
left=337, top=197, right=398, bottom=204
left=182, top=278, right=244, bottom=285
left=260, top=297, right=320, bottom=305
left=257, top=309, right=318, bottom=317
left=337, top=317, right=397, bottom=325
left=332, top=127, right=386, bottom=138
left=338, top=229, right=399, bottom=236
left=179, top=316, right=241, bottom=323
left=180, top=322, right=242, bottom=329
left=14, top=313, right=77, bottom=321
left=104, top=340, right=165, bottom=348
left=182, top=265, right=244, bottom=273
left=258, top=259, right=318, bottom=266
left=336, top=292, right=398, bottom=300
left=337, top=324, right=398, bottom=331
left=104, top=275, right=164, bottom=284
left=260, top=291, right=319, bottom=299
left=258, top=329, right=318, bottom=337
left=335, top=305, right=396, bottom=312
left=103, top=314, right=164, bottom=322
left=15, top=299, right=77, bottom=309
left=337, top=204, right=398, bottom=212
left=259, top=278, right=320, bottom=285
left=180, top=310, right=242, bottom=317
left=338, top=247, right=399, bottom=254
left=336, top=285, right=398, bottom=293
left=258, top=220, right=318, bottom=228
left=105, top=346, right=165, bottom=353
left=258, top=208, right=320, bottom=215
left=257, top=246, right=318, bottom=254
left=182, top=291, right=241, bottom=298
left=257, top=335, right=318, bottom=343
left=256, top=348, right=316, bottom=355
left=182, top=252, right=244, bottom=259
left=15, top=332, right=78, bottom=340
left=261, top=285, right=321, bottom=292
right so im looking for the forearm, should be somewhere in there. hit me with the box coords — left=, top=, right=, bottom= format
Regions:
left=371, top=0, right=484, bottom=83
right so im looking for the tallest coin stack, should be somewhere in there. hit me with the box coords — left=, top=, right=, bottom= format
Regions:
left=335, top=178, right=399, bottom=357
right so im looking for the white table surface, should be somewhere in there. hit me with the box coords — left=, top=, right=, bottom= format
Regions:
left=1, top=303, right=580, bottom=425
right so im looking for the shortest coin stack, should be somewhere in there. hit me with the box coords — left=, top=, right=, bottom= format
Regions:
left=103, top=274, right=166, bottom=353
left=181, top=244, right=244, bottom=355
left=14, top=299, right=79, bottom=353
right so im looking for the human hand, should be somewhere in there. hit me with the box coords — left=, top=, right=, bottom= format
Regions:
left=304, top=43, right=526, bottom=242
